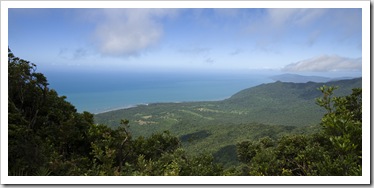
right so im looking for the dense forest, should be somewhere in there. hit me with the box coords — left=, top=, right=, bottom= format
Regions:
left=8, top=49, right=362, bottom=176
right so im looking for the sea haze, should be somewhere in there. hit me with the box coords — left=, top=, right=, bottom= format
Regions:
left=44, top=70, right=276, bottom=114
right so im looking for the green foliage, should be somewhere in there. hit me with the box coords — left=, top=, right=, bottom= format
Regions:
left=235, top=86, right=362, bottom=176
left=34, top=167, right=52, bottom=176
left=180, top=153, right=223, bottom=176
left=133, top=131, right=180, bottom=160
left=316, top=86, right=362, bottom=175
left=236, top=141, right=259, bottom=164
left=213, top=145, right=238, bottom=167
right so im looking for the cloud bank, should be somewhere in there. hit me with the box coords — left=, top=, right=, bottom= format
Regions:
left=93, top=9, right=178, bottom=56
left=282, top=55, right=362, bottom=72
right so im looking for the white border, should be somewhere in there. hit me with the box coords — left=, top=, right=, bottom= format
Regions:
left=0, top=3, right=9, bottom=186
left=0, top=0, right=369, bottom=8
left=360, top=0, right=370, bottom=183
left=1, top=0, right=370, bottom=185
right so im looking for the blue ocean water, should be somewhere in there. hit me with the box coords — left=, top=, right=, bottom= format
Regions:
left=44, top=70, right=275, bottom=114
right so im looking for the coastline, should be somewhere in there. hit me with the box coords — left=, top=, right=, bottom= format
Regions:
left=93, top=95, right=232, bottom=115
left=93, top=104, right=148, bottom=115
left=87, top=75, right=362, bottom=116
left=74, top=74, right=359, bottom=115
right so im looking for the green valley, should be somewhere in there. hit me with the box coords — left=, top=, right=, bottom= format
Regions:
left=95, top=78, right=362, bottom=167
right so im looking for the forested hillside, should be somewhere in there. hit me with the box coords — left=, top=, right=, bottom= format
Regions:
left=8, top=50, right=362, bottom=176
left=95, top=77, right=361, bottom=167
left=95, top=78, right=361, bottom=131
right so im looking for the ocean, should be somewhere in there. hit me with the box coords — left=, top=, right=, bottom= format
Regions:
left=44, top=70, right=276, bottom=114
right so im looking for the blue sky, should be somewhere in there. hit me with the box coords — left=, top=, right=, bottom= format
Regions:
left=8, top=8, right=362, bottom=74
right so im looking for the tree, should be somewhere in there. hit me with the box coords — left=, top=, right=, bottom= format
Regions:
left=8, top=49, right=94, bottom=175
left=8, top=49, right=51, bottom=174
left=235, top=85, right=362, bottom=176
left=315, top=86, right=362, bottom=175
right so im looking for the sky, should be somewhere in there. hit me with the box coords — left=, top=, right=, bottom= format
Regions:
left=8, top=8, right=362, bottom=75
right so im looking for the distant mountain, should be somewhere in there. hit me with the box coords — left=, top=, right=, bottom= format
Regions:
left=94, top=77, right=362, bottom=167
left=269, top=73, right=355, bottom=83
left=329, top=76, right=357, bottom=81
left=218, top=77, right=361, bottom=127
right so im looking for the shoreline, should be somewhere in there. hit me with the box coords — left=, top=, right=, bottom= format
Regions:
left=93, top=96, right=231, bottom=115
left=93, top=104, right=148, bottom=115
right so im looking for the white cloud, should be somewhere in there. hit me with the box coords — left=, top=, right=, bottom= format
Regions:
left=73, top=48, right=88, bottom=59
left=92, top=9, right=178, bottom=56
left=178, top=47, right=211, bottom=57
left=267, top=8, right=327, bottom=27
left=58, top=47, right=89, bottom=60
left=328, top=9, right=362, bottom=42
left=205, top=58, right=215, bottom=64
left=282, top=55, right=362, bottom=72
left=229, top=49, right=242, bottom=56
left=213, top=8, right=241, bottom=18
left=245, top=9, right=328, bottom=53
left=306, top=30, right=321, bottom=47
